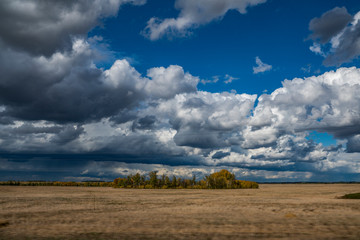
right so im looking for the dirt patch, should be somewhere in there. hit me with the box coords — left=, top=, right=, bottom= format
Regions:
left=0, top=220, right=9, bottom=228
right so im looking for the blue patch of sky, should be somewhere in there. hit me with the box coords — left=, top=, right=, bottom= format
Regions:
left=307, top=131, right=337, bottom=147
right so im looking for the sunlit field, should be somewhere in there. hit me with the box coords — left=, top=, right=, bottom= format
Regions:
left=0, top=184, right=359, bottom=239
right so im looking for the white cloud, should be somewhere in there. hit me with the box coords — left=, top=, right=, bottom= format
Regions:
left=309, top=43, right=326, bottom=57
left=143, top=0, right=267, bottom=40
left=253, top=56, right=272, bottom=74
left=145, top=65, right=199, bottom=99
left=224, top=74, right=238, bottom=84
left=251, top=67, right=360, bottom=149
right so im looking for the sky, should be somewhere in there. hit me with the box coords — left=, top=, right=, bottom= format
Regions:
left=0, top=0, right=360, bottom=182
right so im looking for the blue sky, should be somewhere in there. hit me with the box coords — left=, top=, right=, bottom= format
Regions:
left=0, top=0, right=360, bottom=182
left=92, top=0, right=360, bottom=95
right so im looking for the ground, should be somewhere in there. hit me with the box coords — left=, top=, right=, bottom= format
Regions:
left=0, top=184, right=359, bottom=239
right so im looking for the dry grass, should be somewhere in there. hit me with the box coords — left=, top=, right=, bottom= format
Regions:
left=0, top=184, right=359, bottom=239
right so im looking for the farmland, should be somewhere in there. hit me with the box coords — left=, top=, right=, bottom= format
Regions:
left=0, top=184, right=359, bottom=239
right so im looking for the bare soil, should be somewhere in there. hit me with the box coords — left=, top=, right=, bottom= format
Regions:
left=0, top=184, right=359, bottom=239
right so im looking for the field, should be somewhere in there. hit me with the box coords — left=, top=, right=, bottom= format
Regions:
left=0, top=184, right=359, bottom=239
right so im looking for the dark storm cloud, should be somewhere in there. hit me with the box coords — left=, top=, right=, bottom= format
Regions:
left=346, top=135, right=360, bottom=153
left=316, top=124, right=360, bottom=139
left=308, top=7, right=360, bottom=66
left=0, top=0, right=145, bottom=56
left=212, top=151, right=230, bottom=159
left=0, top=46, right=146, bottom=123
left=132, top=115, right=157, bottom=131
left=50, top=125, right=84, bottom=145
left=309, top=7, right=352, bottom=43
left=11, top=123, right=61, bottom=135
left=174, top=128, right=226, bottom=149
left=323, top=23, right=360, bottom=66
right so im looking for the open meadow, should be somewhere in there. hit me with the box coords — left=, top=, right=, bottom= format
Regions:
left=0, top=184, right=359, bottom=239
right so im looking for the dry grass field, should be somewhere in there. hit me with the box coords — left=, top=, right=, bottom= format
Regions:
left=0, top=184, right=359, bottom=239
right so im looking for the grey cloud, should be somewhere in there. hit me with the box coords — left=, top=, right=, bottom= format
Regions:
left=174, top=128, right=226, bottom=149
left=183, top=97, right=207, bottom=108
left=0, top=122, right=84, bottom=152
left=308, top=8, right=360, bottom=66
left=51, top=125, right=84, bottom=145
left=0, top=37, right=200, bottom=123
left=143, top=0, right=266, bottom=40
left=11, top=123, right=61, bottom=135
left=158, top=91, right=257, bottom=148
left=245, top=134, right=329, bottom=164
left=132, top=115, right=157, bottom=131
left=0, top=44, right=146, bottom=123
left=309, top=7, right=352, bottom=43
left=346, top=135, right=360, bottom=152
left=323, top=22, right=360, bottom=66
left=212, top=151, right=231, bottom=159
left=0, top=0, right=146, bottom=56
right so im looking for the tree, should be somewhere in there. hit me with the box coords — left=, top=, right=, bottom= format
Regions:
left=149, top=171, right=158, bottom=188
left=171, top=175, right=177, bottom=188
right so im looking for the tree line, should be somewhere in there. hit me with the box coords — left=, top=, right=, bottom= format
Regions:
left=0, top=169, right=259, bottom=189
left=113, top=169, right=259, bottom=189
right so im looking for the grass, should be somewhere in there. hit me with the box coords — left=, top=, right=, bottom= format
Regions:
left=340, top=192, right=360, bottom=199
left=1, top=185, right=360, bottom=239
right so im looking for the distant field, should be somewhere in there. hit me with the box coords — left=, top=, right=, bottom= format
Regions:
left=0, top=184, right=359, bottom=239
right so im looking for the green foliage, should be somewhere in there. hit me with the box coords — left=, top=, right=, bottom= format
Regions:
left=340, top=192, right=360, bottom=199
left=0, top=170, right=258, bottom=189
left=113, top=169, right=258, bottom=189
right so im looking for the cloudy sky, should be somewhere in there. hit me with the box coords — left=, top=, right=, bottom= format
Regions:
left=1, top=0, right=360, bottom=182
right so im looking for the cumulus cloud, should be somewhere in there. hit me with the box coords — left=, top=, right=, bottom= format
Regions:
left=308, top=7, right=360, bottom=66
left=251, top=67, right=360, bottom=152
left=253, top=56, right=272, bottom=74
left=143, top=0, right=267, bottom=40
left=145, top=65, right=199, bottom=99
left=0, top=38, right=201, bottom=123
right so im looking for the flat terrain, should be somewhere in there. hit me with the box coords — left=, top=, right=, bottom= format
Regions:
left=0, top=184, right=359, bottom=239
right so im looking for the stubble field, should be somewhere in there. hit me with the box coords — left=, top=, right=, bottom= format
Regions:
left=0, top=184, right=359, bottom=239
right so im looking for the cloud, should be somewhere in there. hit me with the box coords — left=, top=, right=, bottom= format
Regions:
left=0, top=0, right=146, bottom=56
left=0, top=0, right=359, bottom=182
left=251, top=67, right=360, bottom=151
left=145, top=65, right=199, bottom=99
left=253, top=56, right=272, bottom=74
left=1, top=65, right=359, bottom=177
left=0, top=37, right=201, bottom=123
left=346, top=134, right=360, bottom=153
left=308, top=7, right=352, bottom=43
left=143, top=0, right=267, bottom=40
left=224, top=74, right=238, bottom=84
left=308, top=7, right=360, bottom=66
left=309, top=43, right=326, bottom=57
